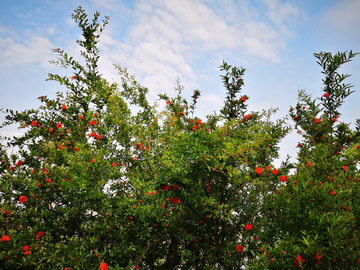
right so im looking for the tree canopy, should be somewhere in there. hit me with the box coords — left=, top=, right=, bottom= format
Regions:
left=1, top=7, right=360, bottom=270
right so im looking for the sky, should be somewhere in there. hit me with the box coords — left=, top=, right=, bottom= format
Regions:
left=1, top=0, right=360, bottom=167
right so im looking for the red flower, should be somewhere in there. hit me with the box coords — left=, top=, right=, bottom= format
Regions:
left=49, top=128, right=53, bottom=133
left=170, top=197, right=178, bottom=204
left=241, top=96, right=246, bottom=102
left=23, top=245, right=30, bottom=252
left=323, top=93, right=329, bottom=97
left=37, top=231, right=44, bottom=238
left=342, top=166, right=348, bottom=172
left=244, top=115, right=250, bottom=119
left=74, top=147, right=79, bottom=151
left=112, top=162, right=116, bottom=167
left=173, top=185, right=179, bottom=191
left=1, top=235, right=10, bottom=243
left=245, top=223, right=253, bottom=230
left=294, top=255, right=305, bottom=268
left=62, top=105, right=67, bottom=110
left=71, top=76, right=76, bottom=79
left=24, top=251, right=31, bottom=257
left=37, top=183, right=42, bottom=187
left=16, top=160, right=23, bottom=167
left=274, top=188, right=279, bottom=194
left=90, top=159, right=94, bottom=163
left=314, top=252, right=322, bottom=264
left=236, top=245, right=243, bottom=252
left=315, top=118, right=321, bottom=123
left=193, top=125, right=198, bottom=132
left=272, top=168, right=278, bottom=175
left=344, top=206, right=349, bottom=211
left=255, top=167, right=263, bottom=175
left=280, top=175, right=287, bottom=183
left=330, top=190, right=335, bottom=196
left=79, top=115, right=83, bottom=119
left=161, top=184, right=170, bottom=191
left=167, top=100, right=171, bottom=104
left=253, top=236, right=258, bottom=241
left=46, top=178, right=52, bottom=183
left=306, top=162, right=311, bottom=167
left=100, top=262, right=108, bottom=270
left=19, top=195, right=27, bottom=203
left=32, top=121, right=38, bottom=127
left=197, top=119, right=202, bottom=124
left=97, top=135, right=101, bottom=140
left=56, top=123, right=62, bottom=128
left=90, top=120, right=95, bottom=126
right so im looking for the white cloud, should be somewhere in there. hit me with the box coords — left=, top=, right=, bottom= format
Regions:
left=198, top=93, right=223, bottom=117
left=66, top=17, right=76, bottom=27
left=262, top=0, right=299, bottom=28
left=91, top=0, right=130, bottom=12
left=94, top=0, right=300, bottom=103
left=0, top=34, right=54, bottom=70
left=323, top=0, right=360, bottom=34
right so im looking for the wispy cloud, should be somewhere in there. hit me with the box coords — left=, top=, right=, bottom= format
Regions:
left=95, top=0, right=300, bottom=102
left=322, top=0, right=360, bottom=37
left=0, top=33, right=54, bottom=70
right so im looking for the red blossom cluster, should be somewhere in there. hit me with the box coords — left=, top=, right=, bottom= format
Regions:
left=236, top=245, right=243, bottom=252
left=1, top=235, right=10, bottom=243
left=280, top=175, right=288, bottom=183
left=88, top=131, right=101, bottom=140
left=294, top=255, right=305, bottom=268
left=170, top=196, right=181, bottom=204
left=19, top=195, right=27, bottom=204
left=36, top=231, right=44, bottom=240
left=255, top=167, right=264, bottom=175
left=23, top=245, right=31, bottom=257
left=315, top=252, right=322, bottom=264
left=16, top=160, right=23, bottom=167
left=100, top=262, right=108, bottom=270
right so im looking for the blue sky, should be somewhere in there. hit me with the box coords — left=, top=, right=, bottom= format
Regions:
left=1, top=0, right=360, bottom=167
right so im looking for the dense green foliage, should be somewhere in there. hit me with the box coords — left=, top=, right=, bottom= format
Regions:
left=1, top=7, right=359, bottom=270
